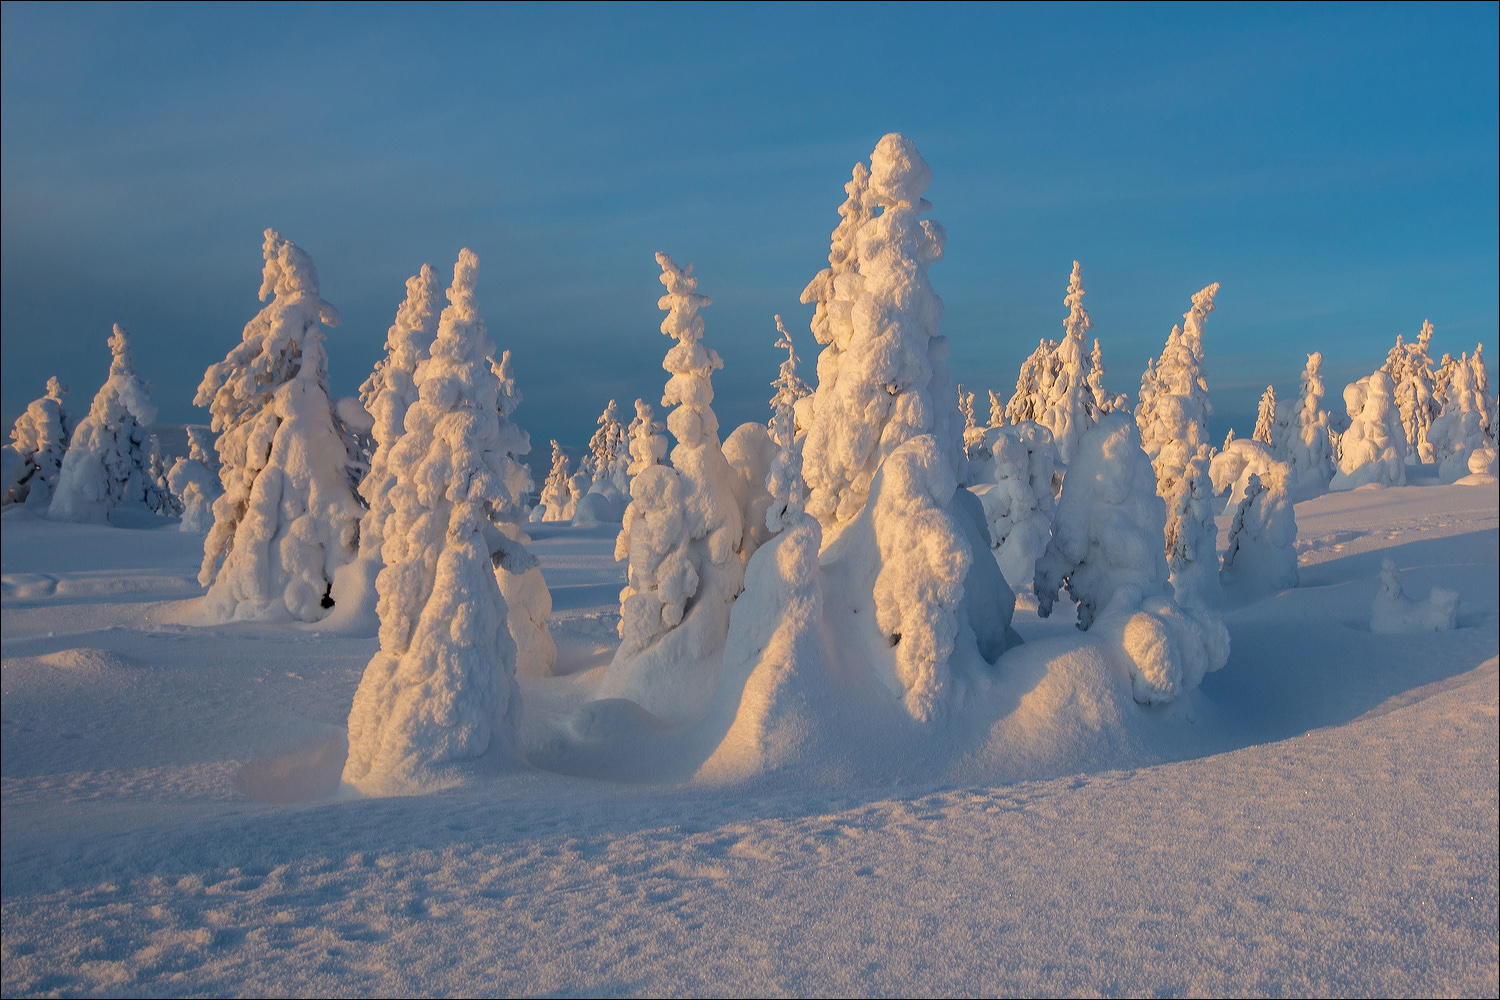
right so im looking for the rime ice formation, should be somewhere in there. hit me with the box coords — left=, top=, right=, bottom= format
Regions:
left=538, top=442, right=574, bottom=521
left=765, top=317, right=810, bottom=535
left=1164, top=445, right=1223, bottom=608
left=358, top=264, right=442, bottom=557
left=1382, top=321, right=1439, bottom=461
left=1371, top=558, right=1458, bottom=634
left=1220, top=469, right=1299, bottom=593
left=600, top=253, right=745, bottom=725
left=1331, top=371, right=1407, bottom=490
left=959, top=386, right=985, bottom=465
left=799, top=133, right=964, bottom=532
left=168, top=428, right=222, bottom=533
left=1253, top=386, right=1277, bottom=446
left=573, top=400, right=628, bottom=526
left=970, top=422, right=1057, bottom=591
left=3, top=377, right=71, bottom=510
left=48, top=325, right=162, bottom=524
left=343, top=249, right=526, bottom=792
left=1275, top=352, right=1335, bottom=498
left=987, top=390, right=1006, bottom=428
left=1033, top=261, right=1100, bottom=464
left=1007, top=340, right=1052, bottom=426
left=1210, top=437, right=1296, bottom=507
left=1034, top=414, right=1229, bottom=705
left=627, top=398, right=669, bottom=477
left=194, top=230, right=363, bottom=622
left=1136, top=284, right=1219, bottom=499
left=1428, top=352, right=1491, bottom=484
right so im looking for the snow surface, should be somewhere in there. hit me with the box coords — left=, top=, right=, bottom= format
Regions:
left=3, top=476, right=1495, bottom=996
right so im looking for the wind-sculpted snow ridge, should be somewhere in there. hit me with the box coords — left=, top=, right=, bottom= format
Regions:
left=799, top=133, right=965, bottom=531
left=1136, top=283, right=1219, bottom=500
left=3, top=376, right=71, bottom=511
left=48, top=325, right=165, bottom=524
left=194, top=230, right=363, bottom=622
left=1035, top=414, right=1229, bottom=704
left=600, top=252, right=745, bottom=726
left=343, top=249, right=527, bottom=794
left=1331, top=370, right=1408, bottom=490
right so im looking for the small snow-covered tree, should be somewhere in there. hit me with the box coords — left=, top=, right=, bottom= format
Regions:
left=766, top=317, right=809, bottom=534
left=800, top=134, right=963, bottom=530
left=195, top=230, right=362, bottom=621
left=1385, top=321, right=1438, bottom=461
left=343, top=249, right=531, bottom=792
left=972, top=422, right=1057, bottom=590
left=588, top=399, right=626, bottom=488
left=601, top=252, right=745, bottom=724
left=1136, top=283, right=1219, bottom=499
left=1276, top=351, right=1335, bottom=496
left=1253, top=385, right=1277, bottom=445
left=168, top=428, right=222, bottom=534
left=1330, top=370, right=1407, bottom=490
left=1034, top=414, right=1229, bottom=704
left=1033, top=261, right=1099, bottom=464
left=1371, top=557, right=1458, bottom=634
left=1087, top=338, right=1125, bottom=414
left=626, top=399, right=668, bottom=476
left=987, top=389, right=1006, bottom=428
left=358, top=264, right=442, bottom=557
left=1220, top=467, right=1299, bottom=593
left=538, top=441, right=573, bottom=521
left=3, top=377, right=71, bottom=510
left=1164, top=444, right=1222, bottom=607
left=48, top=325, right=162, bottom=523
left=958, top=385, right=986, bottom=464
left=1471, top=342, right=1494, bottom=442
left=1006, top=339, right=1054, bottom=426
left=1427, top=353, right=1489, bottom=482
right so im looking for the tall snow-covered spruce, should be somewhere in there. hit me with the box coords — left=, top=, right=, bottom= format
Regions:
left=195, top=230, right=363, bottom=621
left=3, top=377, right=71, bottom=510
left=48, top=325, right=162, bottom=523
left=600, top=253, right=745, bottom=725
left=1136, top=283, right=1220, bottom=499
left=344, top=249, right=530, bottom=792
left=1033, top=261, right=1100, bottom=464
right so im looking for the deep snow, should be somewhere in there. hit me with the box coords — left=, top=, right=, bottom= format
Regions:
left=2, top=482, right=1496, bottom=996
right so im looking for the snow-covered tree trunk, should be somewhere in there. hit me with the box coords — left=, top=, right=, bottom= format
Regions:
left=343, top=249, right=526, bottom=793
left=48, top=325, right=161, bottom=524
left=3, top=377, right=71, bottom=510
left=195, top=230, right=362, bottom=622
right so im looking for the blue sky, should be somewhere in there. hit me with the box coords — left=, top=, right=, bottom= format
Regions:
left=3, top=2, right=1496, bottom=463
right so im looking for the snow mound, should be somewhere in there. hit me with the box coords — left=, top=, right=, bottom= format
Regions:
left=1371, top=558, right=1459, bottom=634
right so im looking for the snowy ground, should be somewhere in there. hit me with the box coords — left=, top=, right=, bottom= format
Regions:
left=2, top=483, right=1496, bottom=997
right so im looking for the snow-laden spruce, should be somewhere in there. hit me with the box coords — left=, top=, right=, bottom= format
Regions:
left=1164, top=444, right=1222, bottom=607
left=1220, top=468, right=1299, bottom=593
left=1034, top=414, right=1229, bottom=705
left=1136, top=283, right=1219, bottom=499
left=1032, top=261, right=1100, bottom=464
left=344, top=249, right=530, bottom=792
left=1330, top=370, right=1407, bottom=490
left=1275, top=352, right=1335, bottom=497
left=970, top=422, right=1057, bottom=591
left=573, top=399, right=628, bottom=526
left=1210, top=437, right=1296, bottom=506
left=626, top=399, right=669, bottom=476
left=1382, top=321, right=1439, bottom=461
left=1427, top=350, right=1491, bottom=483
left=765, top=317, right=810, bottom=534
left=799, top=134, right=965, bottom=530
left=168, top=427, right=222, bottom=533
left=600, top=253, right=745, bottom=725
left=195, top=230, right=363, bottom=621
left=3, top=377, right=71, bottom=511
left=1371, top=557, right=1458, bottom=634
left=358, top=264, right=442, bottom=557
left=48, top=325, right=163, bottom=524
left=1253, top=386, right=1277, bottom=446
left=537, top=442, right=574, bottom=521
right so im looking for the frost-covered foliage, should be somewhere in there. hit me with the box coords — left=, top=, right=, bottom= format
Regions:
left=1470, top=343, right=1494, bottom=442
left=1371, top=558, right=1458, bottom=634
left=1276, top=352, right=1334, bottom=497
left=1253, top=386, right=1277, bottom=446
left=987, top=390, right=1006, bottom=428
left=589, top=400, right=627, bottom=487
left=343, top=249, right=527, bottom=792
left=537, top=442, right=573, bottom=521
left=958, top=386, right=985, bottom=464
left=168, top=427, right=220, bottom=534
left=799, top=134, right=963, bottom=531
left=194, top=230, right=362, bottom=622
left=1331, top=371, right=1407, bottom=490
left=1034, top=414, right=1229, bottom=704
left=148, top=441, right=182, bottom=516
left=1032, top=261, right=1100, bottom=464
left=971, top=422, right=1056, bottom=590
left=48, top=325, right=162, bottom=524
left=1382, top=321, right=1439, bottom=461
left=1088, top=339, right=1126, bottom=414
left=1006, top=340, right=1052, bottom=425
left=1136, top=284, right=1219, bottom=499
left=765, top=317, right=809, bottom=534
left=3, top=377, right=71, bottom=510
left=601, top=253, right=744, bottom=724
left=1427, top=352, right=1489, bottom=483
left=626, top=399, right=669, bottom=477
left=1164, top=445, right=1222, bottom=607
left=358, top=265, right=442, bottom=556
left=1220, top=469, right=1299, bottom=593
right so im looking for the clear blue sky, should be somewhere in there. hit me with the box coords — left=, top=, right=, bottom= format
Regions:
left=3, top=2, right=1496, bottom=463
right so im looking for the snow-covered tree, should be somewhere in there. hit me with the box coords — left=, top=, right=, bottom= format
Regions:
left=3, top=377, right=71, bottom=510
left=971, top=422, right=1057, bottom=590
left=1330, top=371, right=1407, bottom=490
left=987, top=389, right=1006, bottom=428
left=1220, top=467, right=1299, bottom=593
left=168, top=432, right=221, bottom=534
left=195, top=229, right=362, bottom=622
left=343, top=249, right=531, bottom=792
left=958, top=385, right=987, bottom=465
left=48, top=325, right=162, bottom=523
left=1253, top=385, right=1277, bottom=445
left=1383, top=321, right=1438, bottom=461
left=600, top=252, right=745, bottom=724
left=1087, top=338, right=1126, bottom=414
left=1427, top=353, right=1489, bottom=482
left=800, top=133, right=964, bottom=530
left=1034, top=414, right=1229, bottom=704
left=1276, top=351, right=1335, bottom=496
left=1136, top=283, right=1219, bottom=500
left=766, top=316, right=809, bottom=534
left=1472, top=342, right=1494, bottom=442
left=1032, top=261, right=1099, bottom=464
left=538, top=441, right=573, bottom=521
left=1164, top=444, right=1222, bottom=607
left=589, top=399, right=626, bottom=487
left=358, top=264, right=442, bottom=557
left=626, top=399, right=668, bottom=476
left=1005, top=339, right=1053, bottom=426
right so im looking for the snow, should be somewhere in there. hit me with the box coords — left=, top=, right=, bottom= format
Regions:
left=1372, top=556, right=1459, bottom=634
left=1331, top=370, right=1408, bottom=490
left=2, top=476, right=1495, bottom=996
left=2, top=376, right=71, bottom=512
